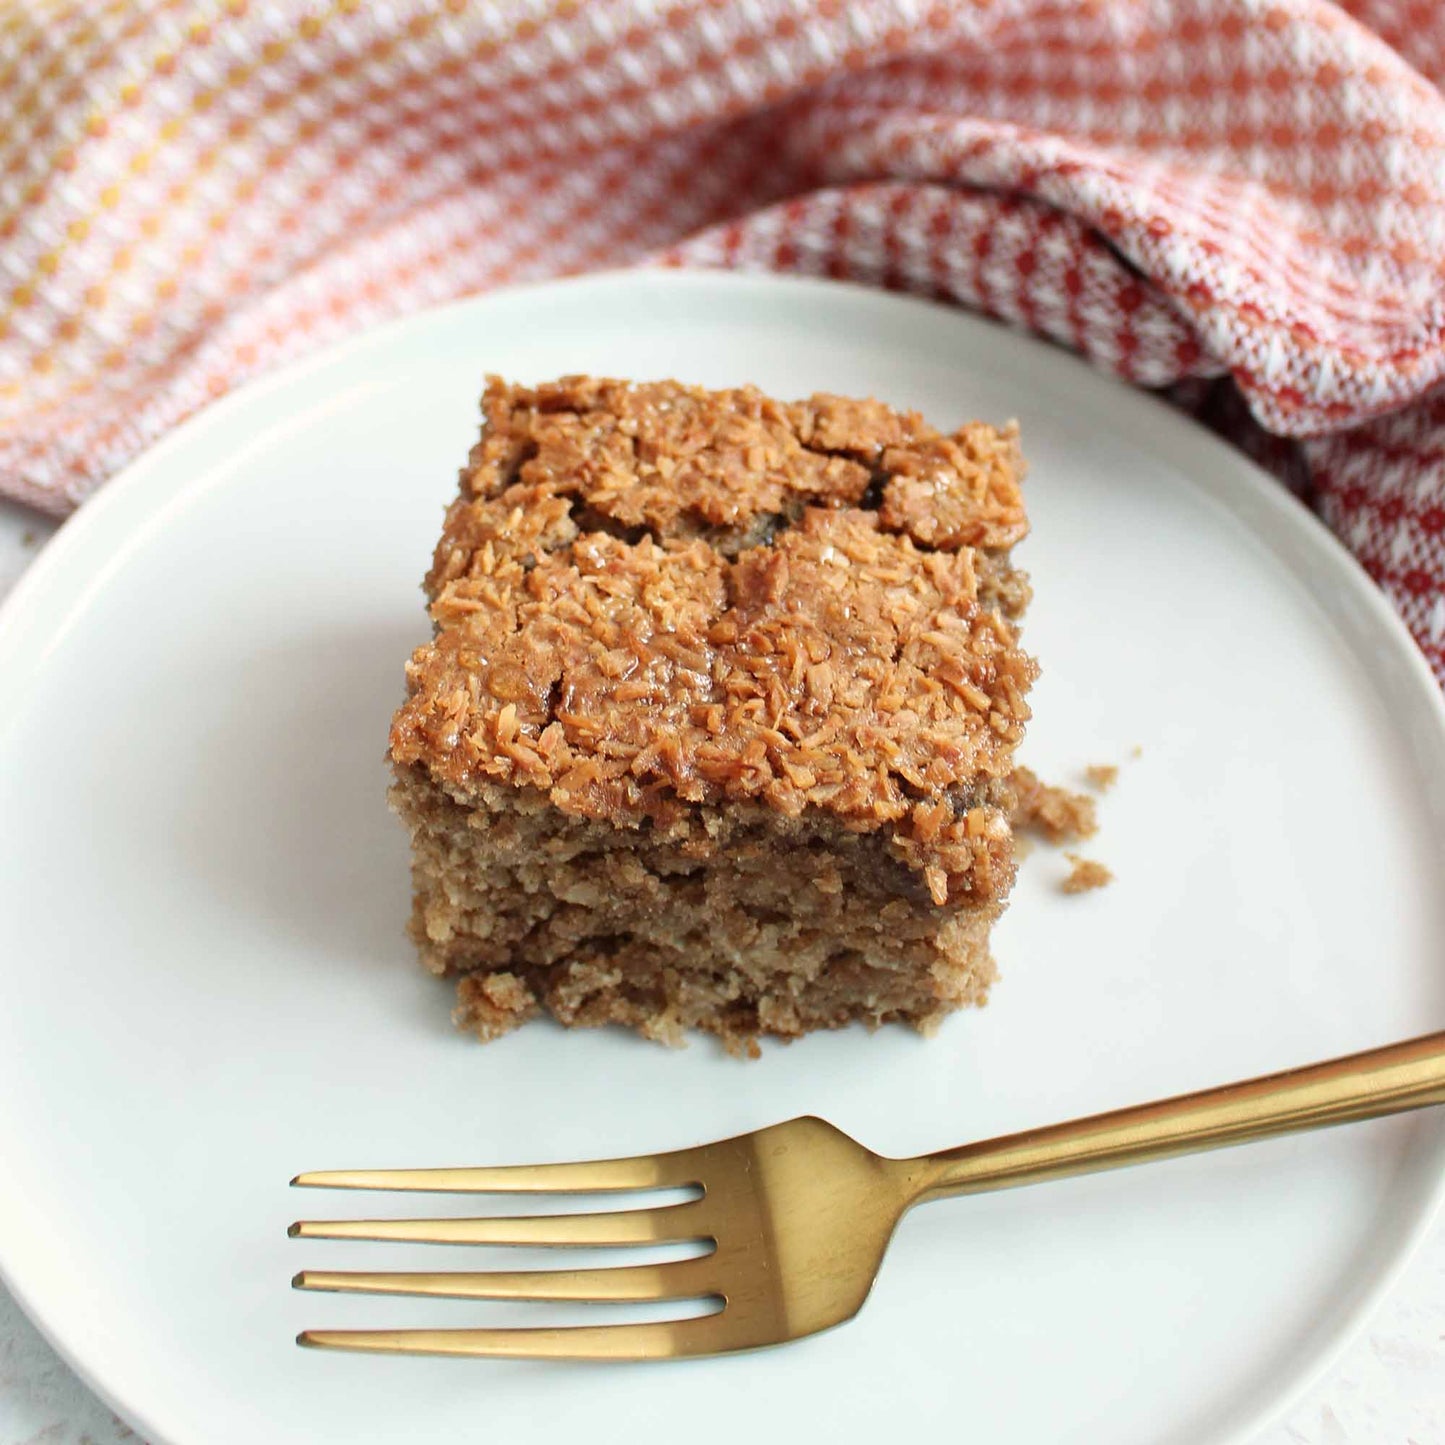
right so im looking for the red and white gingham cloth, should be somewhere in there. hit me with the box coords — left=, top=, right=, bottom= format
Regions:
left=2, top=0, right=1444, bottom=680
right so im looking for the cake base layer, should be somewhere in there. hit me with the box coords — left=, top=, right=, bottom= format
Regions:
left=393, top=768, right=1001, bottom=1056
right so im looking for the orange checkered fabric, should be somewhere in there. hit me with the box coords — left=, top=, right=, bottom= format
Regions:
left=1, top=1, right=1443, bottom=679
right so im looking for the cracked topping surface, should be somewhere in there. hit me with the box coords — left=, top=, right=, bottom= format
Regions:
left=390, top=377, right=1037, bottom=903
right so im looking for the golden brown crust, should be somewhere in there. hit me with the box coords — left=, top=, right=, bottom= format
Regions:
left=390, top=377, right=1036, bottom=905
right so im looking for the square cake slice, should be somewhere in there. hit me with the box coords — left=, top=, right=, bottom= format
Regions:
left=388, top=376, right=1037, bottom=1055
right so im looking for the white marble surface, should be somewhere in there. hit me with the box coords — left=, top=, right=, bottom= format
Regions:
left=0, top=495, right=1441, bottom=1445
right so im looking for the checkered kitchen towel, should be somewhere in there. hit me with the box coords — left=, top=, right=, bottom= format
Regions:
left=2, top=1, right=1444, bottom=680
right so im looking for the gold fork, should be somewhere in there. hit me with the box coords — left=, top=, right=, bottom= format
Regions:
left=291, top=1029, right=1445, bottom=1360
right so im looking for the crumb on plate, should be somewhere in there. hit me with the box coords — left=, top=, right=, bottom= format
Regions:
left=1062, top=854, right=1113, bottom=894
left=1009, top=765, right=1097, bottom=843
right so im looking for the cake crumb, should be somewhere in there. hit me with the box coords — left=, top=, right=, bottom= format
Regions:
left=20, top=529, right=37, bottom=548
left=1010, top=765, right=1097, bottom=843
left=1062, top=854, right=1113, bottom=894
left=722, top=1031, right=764, bottom=1061
left=1085, top=763, right=1118, bottom=792
left=1130, top=744, right=1143, bottom=759
left=452, top=970, right=539, bottom=1041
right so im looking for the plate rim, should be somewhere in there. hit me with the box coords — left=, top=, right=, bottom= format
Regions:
left=1, top=267, right=1443, bottom=1445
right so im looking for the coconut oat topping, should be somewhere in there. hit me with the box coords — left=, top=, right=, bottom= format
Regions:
left=390, top=377, right=1037, bottom=904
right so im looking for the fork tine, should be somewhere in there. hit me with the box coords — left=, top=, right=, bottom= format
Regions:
left=287, top=1201, right=707, bottom=1248
left=290, top=1150, right=700, bottom=1194
left=297, top=1317, right=737, bottom=1360
left=292, top=1255, right=717, bottom=1303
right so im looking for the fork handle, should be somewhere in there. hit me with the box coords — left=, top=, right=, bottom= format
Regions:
left=911, top=1030, right=1445, bottom=1203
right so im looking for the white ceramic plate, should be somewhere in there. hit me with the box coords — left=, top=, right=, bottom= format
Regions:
left=1, top=272, right=1443, bottom=1445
